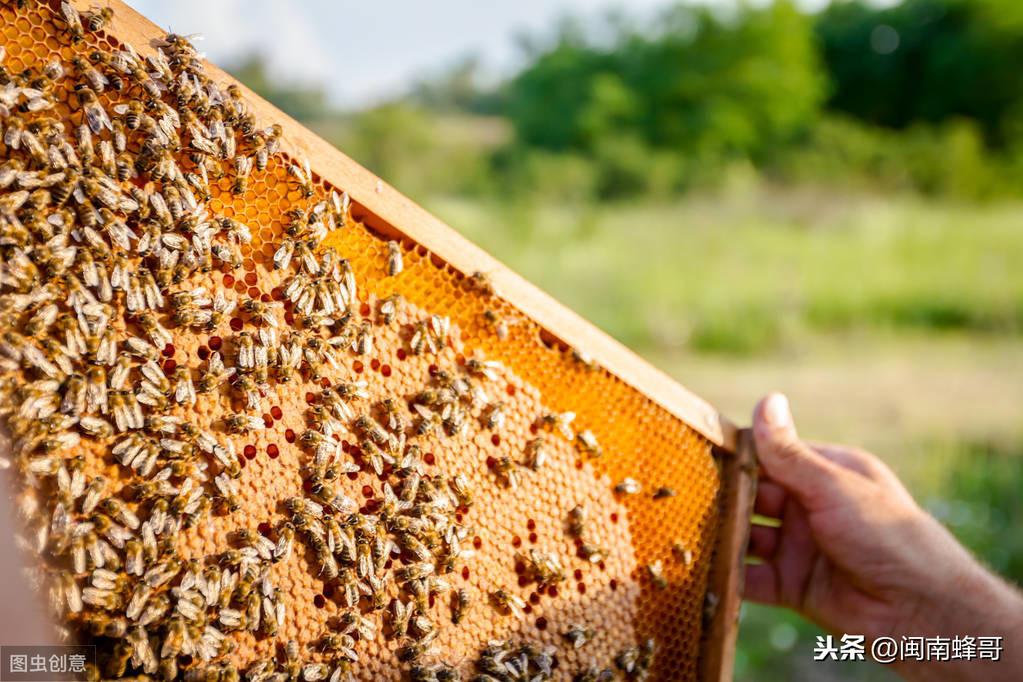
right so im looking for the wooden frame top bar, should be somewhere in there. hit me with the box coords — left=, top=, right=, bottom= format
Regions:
left=89, top=0, right=739, bottom=453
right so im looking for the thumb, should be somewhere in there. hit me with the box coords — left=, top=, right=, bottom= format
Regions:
left=753, top=393, right=846, bottom=509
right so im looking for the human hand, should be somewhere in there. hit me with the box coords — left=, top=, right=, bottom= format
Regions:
left=744, top=393, right=1023, bottom=681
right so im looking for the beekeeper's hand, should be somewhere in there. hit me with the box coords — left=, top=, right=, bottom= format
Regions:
left=745, top=393, right=1023, bottom=681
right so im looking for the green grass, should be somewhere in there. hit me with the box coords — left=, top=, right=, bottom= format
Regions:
left=425, top=189, right=1023, bottom=356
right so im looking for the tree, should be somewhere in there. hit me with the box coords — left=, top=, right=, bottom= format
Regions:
left=816, top=0, right=1023, bottom=147
left=504, top=1, right=826, bottom=161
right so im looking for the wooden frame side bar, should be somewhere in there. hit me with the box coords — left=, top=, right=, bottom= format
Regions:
left=89, top=0, right=738, bottom=453
left=701, top=429, right=757, bottom=681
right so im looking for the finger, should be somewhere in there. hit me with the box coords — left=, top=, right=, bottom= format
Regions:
left=752, top=393, right=848, bottom=509
left=748, top=524, right=780, bottom=560
left=807, top=441, right=879, bottom=479
left=743, top=562, right=779, bottom=605
left=773, top=495, right=818, bottom=609
left=808, top=441, right=915, bottom=504
left=753, top=480, right=786, bottom=519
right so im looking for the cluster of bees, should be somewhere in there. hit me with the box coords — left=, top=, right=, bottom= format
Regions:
left=0, top=2, right=673, bottom=681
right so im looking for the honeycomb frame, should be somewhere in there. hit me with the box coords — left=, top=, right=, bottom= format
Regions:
left=0, top=1, right=755, bottom=679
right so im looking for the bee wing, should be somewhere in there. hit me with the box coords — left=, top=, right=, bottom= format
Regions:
left=61, top=1, right=82, bottom=30
left=85, top=102, right=112, bottom=134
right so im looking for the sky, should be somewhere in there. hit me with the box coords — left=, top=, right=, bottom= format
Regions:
left=125, top=0, right=827, bottom=109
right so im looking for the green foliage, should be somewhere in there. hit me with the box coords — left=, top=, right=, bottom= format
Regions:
left=228, top=55, right=330, bottom=122
left=927, top=441, right=1023, bottom=584
left=408, top=55, right=505, bottom=115
left=816, top=0, right=1023, bottom=146
left=771, top=114, right=1008, bottom=199
left=504, top=1, right=825, bottom=195
left=231, top=0, right=1023, bottom=203
left=330, top=104, right=501, bottom=199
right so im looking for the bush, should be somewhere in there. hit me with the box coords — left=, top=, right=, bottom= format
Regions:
left=771, top=114, right=1011, bottom=199
left=505, top=1, right=825, bottom=162
left=816, top=0, right=1023, bottom=147
left=334, top=105, right=498, bottom=199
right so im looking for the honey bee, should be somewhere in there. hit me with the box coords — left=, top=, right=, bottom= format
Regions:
left=525, top=437, right=549, bottom=470
left=77, top=88, right=112, bottom=134
left=72, top=56, right=108, bottom=93
left=493, top=456, right=518, bottom=489
left=101, top=497, right=140, bottom=530
left=81, top=476, right=105, bottom=514
left=615, top=477, right=641, bottom=495
left=158, top=658, right=178, bottom=682
left=377, top=397, right=406, bottom=433
left=647, top=560, right=667, bottom=589
left=197, top=351, right=235, bottom=394
left=411, top=404, right=441, bottom=438
left=242, top=297, right=278, bottom=328
left=104, top=641, right=131, bottom=678
left=451, top=588, right=470, bottom=625
left=288, top=156, right=314, bottom=197
left=285, top=496, right=323, bottom=519
left=409, top=321, right=430, bottom=356
left=60, top=1, right=84, bottom=42
left=354, top=414, right=388, bottom=445
left=522, top=549, right=565, bottom=586
left=138, top=312, right=172, bottom=348
left=615, top=638, right=655, bottom=676
left=172, top=366, right=195, bottom=405
left=272, top=239, right=294, bottom=271
left=538, top=410, right=576, bottom=440
left=672, top=540, right=693, bottom=566
left=85, top=6, right=115, bottom=32
left=577, top=429, right=603, bottom=457
left=225, top=413, right=265, bottom=434
left=447, top=474, right=473, bottom=508
left=571, top=346, right=599, bottom=371
left=653, top=486, right=677, bottom=499
left=109, top=390, right=144, bottom=431
left=563, top=623, right=596, bottom=649
left=489, top=588, right=525, bottom=618
left=483, top=401, right=505, bottom=430
left=568, top=504, right=587, bottom=538
left=579, top=544, right=606, bottom=564
left=232, top=154, right=252, bottom=195
left=397, top=640, right=433, bottom=664
left=113, top=100, right=143, bottom=130
left=376, top=293, right=402, bottom=325
left=161, top=617, right=187, bottom=659
left=251, top=124, right=281, bottom=171
left=468, top=270, right=496, bottom=296
left=273, top=522, right=294, bottom=562
left=214, top=472, right=241, bottom=513
left=387, top=240, right=403, bottom=276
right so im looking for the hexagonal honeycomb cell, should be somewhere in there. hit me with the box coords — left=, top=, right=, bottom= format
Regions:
left=0, top=1, right=734, bottom=680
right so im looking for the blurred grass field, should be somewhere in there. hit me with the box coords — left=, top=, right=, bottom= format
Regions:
left=429, top=188, right=1023, bottom=355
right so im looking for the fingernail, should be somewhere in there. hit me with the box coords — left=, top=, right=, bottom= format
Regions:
left=764, top=394, right=790, bottom=427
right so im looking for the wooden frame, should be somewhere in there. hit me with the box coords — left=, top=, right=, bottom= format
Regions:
left=701, top=431, right=757, bottom=681
left=72, top=2, right=757, bottom=677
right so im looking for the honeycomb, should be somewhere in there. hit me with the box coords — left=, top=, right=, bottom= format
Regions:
left=0, top=1, right=730, bottom=680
